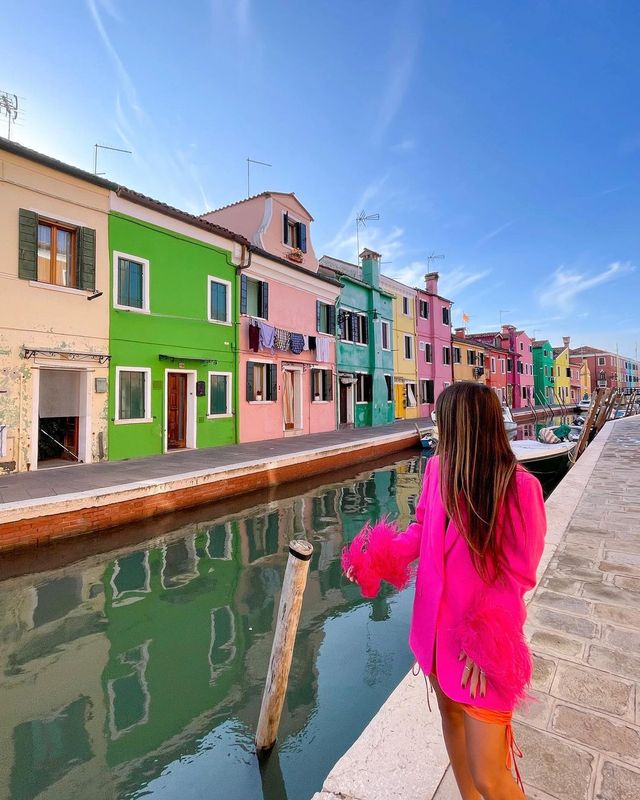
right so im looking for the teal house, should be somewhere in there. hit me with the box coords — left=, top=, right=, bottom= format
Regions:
left=320, top=250, right=394, bottom=427
left=532, top=339, right=555, bottom=404
left=108, top=191, right=250, bottom=460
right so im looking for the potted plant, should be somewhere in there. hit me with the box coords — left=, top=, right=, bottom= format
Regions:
left=287, top=247, right=304, bottom=263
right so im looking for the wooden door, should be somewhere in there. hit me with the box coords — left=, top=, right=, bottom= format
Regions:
left=168, top=373, right=188, bottom=449
left=339, top=382, right=348, bottom=426
left=62, top=417, right=79, bottom=460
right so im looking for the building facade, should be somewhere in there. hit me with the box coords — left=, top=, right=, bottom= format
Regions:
left=532, top=340, right=554, bottom=404
left=0, top=140, right=111, bottom=473
left=379, top=276, right=418, bottom=419
left=552, top=337, right=572, bottom=403
left=452, top=330, right=487, bottom=385
left=108, top=193, right=249, bottom=460
left=415, top=273, right=453, bottom=418
left=203, top=193, right=341, bottom=441
left=320, top=252, right=394, bottom=428
left=467, top=325, right=533, bottom=408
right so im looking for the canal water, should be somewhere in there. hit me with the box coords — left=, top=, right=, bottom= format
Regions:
left=0, top=452, right=428, bottom=800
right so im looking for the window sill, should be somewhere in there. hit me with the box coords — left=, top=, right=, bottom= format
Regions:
left=114, top=304, right=150, bottom=315
left=114, top=418, right=154, bottom=425
left=208, top=319, right=232, bottom=326
left=242, top=313, right=267, bottom=322
left=29, top=280, right=93, bottom=297
left=311, top=400, right=331, bottom=404
left=207, top=413, right=233, bottom=419
left=248, top=400, right=276, bottom=404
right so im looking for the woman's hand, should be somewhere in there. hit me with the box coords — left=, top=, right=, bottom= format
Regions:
left=459, top=651, right=487, bottom=699
left=346, top=566, right=356, bottom=582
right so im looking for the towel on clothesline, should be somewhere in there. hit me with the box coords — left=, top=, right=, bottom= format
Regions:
left=274, top=328, right=291, bottom=351
left=316, top=336, right=331, bottom=363
left=258, top=321, right=275, bottom=351
left=302, top=335, right=310, bottom=351
left=248, top=322, right=260, bottom=352
left=290, top=333, right=304, bottom=355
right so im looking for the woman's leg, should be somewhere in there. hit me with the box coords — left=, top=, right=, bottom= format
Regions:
left=463, top=714, right=526, bottom=799
left=429, top=675, right=482, bottom=800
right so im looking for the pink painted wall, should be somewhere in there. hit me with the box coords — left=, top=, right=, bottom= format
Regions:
left=416, top=273, right=453, bottom=417
left=238, top=266, right=338, bottom=443
left=512, top=329, right=534, bottom=408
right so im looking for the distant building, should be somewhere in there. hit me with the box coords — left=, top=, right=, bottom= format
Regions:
left=452, top=329, right=487, bottom=386
left=415, top=272, right=453, bottom=418
left=380, top=275, right=418, bottom=419
left=552, top=337, right=572, bottom=404
left=532, top=340, right=554, bottom=404
left=570, top=346, right=632, bottom=393
left=467, top=325, right=534, bottom=408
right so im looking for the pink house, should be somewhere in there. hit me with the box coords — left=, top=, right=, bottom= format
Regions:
left=467, top=325, right=534, bottom=408
left=202, top=193, right=341, bottom=442
left=415, top=272, right=454, bottom=417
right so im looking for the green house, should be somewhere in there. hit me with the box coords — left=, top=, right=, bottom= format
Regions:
left=320, top=250, right=394, bottom=427
left=532, top=339, right=555, bottom=405
left=108, top=193, right=249, bottom=460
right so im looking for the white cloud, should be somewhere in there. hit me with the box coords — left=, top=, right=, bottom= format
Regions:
left=438, top=268, right=491, bottom=298
left=322, top=176, right=389, bottom=259
left=391, top=137, right=417, bottom=153
left=476, top=220, right=515, bottom=247
left=538, top=261, right=635, bottom=314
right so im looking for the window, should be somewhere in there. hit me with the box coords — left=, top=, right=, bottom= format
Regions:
left=478, top=353, right=485, bottom=367
left=442, top=307, right=450, bottom=325
left=419, top=299, right=429, bottom=319
left=566, top=368, right=571, bottom=378
left=247, top=362, right=277, bottom=401
left=402, top=296, right=411, bottom=316
left=208, top=277, right=231, bottom=324
left=466, top=350, right=476, bottom=366
left=598, top=357, right=606, bottom=366
left=500, top=359, right=506, bottom=374
left=116, top=368, right=151, bottom=422
left=443, top=346, right=451, bottom=365
left=424, top=342, right=432, bottom=363
left=491, top=357, right=496, bottom=373
left=209, top=373, right=232, bottom=416
left=522, top=387, right=528, bottom=400
left=356, top=373, right=373, bottom=403
left=381, top=320, right=390, bottom=350
left=340, top=310, right=368, bottom=345
left=0, top=423, right=6, bottom=458
left=404, top=335, right=413, bottom=360
left=241, top=275, right=269, bottom=318
left=520, top=342, right=524, bottom=351
left=384, top=374, right=393, bottom=402
left=36, top=219, right=77, bottom=287
left=453, top=347, right=461, bottom=364
left=507, top=358, right=512, bottom=371
left=405, top=382, right=417, bottom=408
left=282, top=212, right=307, bottom=252
left=517, top=362, right=524, bottom=374
left=311, top=368, right=333, bottom=401
left=420, top=379, right=434, bottom=404
left=316, top=301, right=336, bottom=334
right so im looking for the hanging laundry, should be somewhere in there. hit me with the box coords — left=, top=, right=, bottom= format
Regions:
left=248, top=321, right=260, bottom=352
left=302, top=335, right=310, bottom=352
left=316, top=336, right=331, bottom=363
left=290, top=333, right=304, bottom=355
left=258, top=320, right=275, bottom=351
left=308, top=335, right=317, bottom=351
left=274, top=328, right=291, bottom=351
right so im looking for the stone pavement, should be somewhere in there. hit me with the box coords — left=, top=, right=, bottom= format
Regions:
left=312, top=415, right=640, bottom=800
left=0, top=418, right=426, bottom=506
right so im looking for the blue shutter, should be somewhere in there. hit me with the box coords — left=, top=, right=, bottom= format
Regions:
left=283, top=212, right=289, bottom=244
left=325, top=370, right=333, bottom=401
left=261, top=281, right=269, bottom=320
left=268, top=364, right=277, bottom=401
left=246, top=361, right=254, bottom=401
left=328, top=305, right=336, bottom=335
left=316, top=301, right=321, bottom=332
left=299, top=223, right=307, bottom=253
left=240, top=274, right=248, bottom=315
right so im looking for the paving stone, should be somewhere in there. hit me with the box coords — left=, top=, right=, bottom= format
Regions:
left=542, top=575, right=583, bottom=594
left=530, top=630, right=585, bottom=659
left=535, top=590, right=593, bottom=616
left=551, top=663, right=635, bottom=717
left=604, top=625, right=640, bottom=654
left=562, top=541, right=602, bottom=559
left=528, top=606, right=598, bottom=639
left=593, top=602, right=640, bottom=628
left=531, top=654, right=557, bottom=691
left=581, top=582, right=638, bottom=605
left=515, top=723, right=594, bottom=800
left=614, top=575, right=640, bottom=593
left=551, top=704, right=640, bottom=763
left=597, top=760, right=640, bottom=800
left=514, top=690, right=555, bottom=729
left=599, top=561, right=640, bottom=577
left=587, top=644, right=640, bottom=680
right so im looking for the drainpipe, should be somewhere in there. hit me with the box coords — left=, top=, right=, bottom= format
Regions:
left=233, top=245, right=252, bottom=444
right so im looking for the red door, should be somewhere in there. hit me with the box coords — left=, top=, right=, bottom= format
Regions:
left=167, top=373, right=188, bottom=449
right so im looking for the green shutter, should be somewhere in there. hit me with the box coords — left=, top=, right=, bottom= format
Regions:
left=283, top=212, right=289, bottom=244
left=246, top=361, right=254, bottom=401
left=325, top=370, right=333, bottom=401
left=316, top=300, right=321, bottom=332
left=261, top=281, right=269, bottom=320
left=328, top=305, right=336, bottom=335
left=240, top=274, right=248, bottom=315
left=77, top=226, right=96, bottom=291
left=268, top=363, right=277, bottom=401
left=18, top=209, right=38, bottom=281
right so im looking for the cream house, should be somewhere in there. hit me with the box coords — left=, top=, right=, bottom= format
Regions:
left=0, top=140, right=112, bottom=472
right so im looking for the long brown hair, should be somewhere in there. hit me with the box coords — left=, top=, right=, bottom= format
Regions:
left=435, top=381, right=517, bottom=582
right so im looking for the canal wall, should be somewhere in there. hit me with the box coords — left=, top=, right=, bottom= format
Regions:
left=312, top=415, right=636, bottom=800
left=0, top=423, right=421, bottom=552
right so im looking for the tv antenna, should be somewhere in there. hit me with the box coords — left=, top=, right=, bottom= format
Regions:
left=355, top=210, right=380, bottom=264
left=247, top=157, right=272, bottom=198
left=426, top=252, right=445, bottom=270
left=0, top=90, right=19, bottom=140
left=93, top=143, right=132, bottom=176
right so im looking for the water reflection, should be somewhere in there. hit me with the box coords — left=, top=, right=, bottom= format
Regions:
left=0, top=454, right=427, bottom=800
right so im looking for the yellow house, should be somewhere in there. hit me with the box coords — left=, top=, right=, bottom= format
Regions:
left=452, top=331, right=488, bottom=385
left=0, top=140, right=111, bottom=472
left=579, top=360, right=591, bottom=399
left=552, top=337, right=572, bottom=403
left=380, top=275, right=418, bottom=419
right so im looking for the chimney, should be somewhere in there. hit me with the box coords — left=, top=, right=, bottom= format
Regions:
left=425, top=272, right=439, bottom=294
left=563, top=335, right=570, bottom=349
left=501, top=324, right=515, bottom=334
left=361, top=248, right=381, bottom=287
left=454, top=327, right=466, bottom=338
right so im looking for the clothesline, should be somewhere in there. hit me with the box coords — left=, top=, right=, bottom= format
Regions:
left=248, top=318, right=332, bottom=363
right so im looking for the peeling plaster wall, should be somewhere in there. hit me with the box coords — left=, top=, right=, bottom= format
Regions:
left=0, top=151, right=110, bottom=472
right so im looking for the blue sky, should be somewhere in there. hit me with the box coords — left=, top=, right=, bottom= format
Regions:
left=3, top=1, right=639, bottom=356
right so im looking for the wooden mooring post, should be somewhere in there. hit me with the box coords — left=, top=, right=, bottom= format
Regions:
left=256, top=539, right=314, bottom=756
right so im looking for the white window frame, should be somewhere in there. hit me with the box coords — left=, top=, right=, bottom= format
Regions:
left=419, top=299, right=429, bottom=319
left=443, top=346, right=451, bottom=365
left=403, top=334, right=413, bottom=361
left=597, top=357, right=606, bottom=366
left=500, top=359, right=506, bottom=374
left=248, top=360, right=277, bottom=403
left=207, top=371, right=233, bottom=418
left=115, top=367, right=152, bottom=424
left=442, top=307, right=450, bottom=326
left=405, top=381, right=417, bottom=408
left=207, top=276, right=232, bottom=326
left=113, top=251, right=150, bottom=314
left=355, top=372, right=372, bottom=404
left=381, top=320, right=391, bottom=351
left=402, top=296, right=411, bottom=316
left=491, top=357, right=496, bottom=373
left=384, top=374, right=393, bottom=402
left=0, top=424, right=6, bottom=458
left=311, top=368, right=333, bottom=403
left=424, top=342, right=432, bottom=363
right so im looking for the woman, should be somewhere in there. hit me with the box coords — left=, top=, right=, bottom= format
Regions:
left=343, top=382, right=546, bottom=799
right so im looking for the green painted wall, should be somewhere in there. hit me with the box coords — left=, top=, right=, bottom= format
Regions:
left=108, top=212, right=238, bottom=460
left=532, top=341, right=554, bottom=404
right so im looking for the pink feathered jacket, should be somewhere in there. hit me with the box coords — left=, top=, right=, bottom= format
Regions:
left=344, top=456, right=546, bottom=711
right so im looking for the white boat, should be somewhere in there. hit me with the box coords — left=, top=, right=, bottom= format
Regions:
left=578, top=398, right=591, bottom=412
left=511, top=439, right=576, bottom=488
